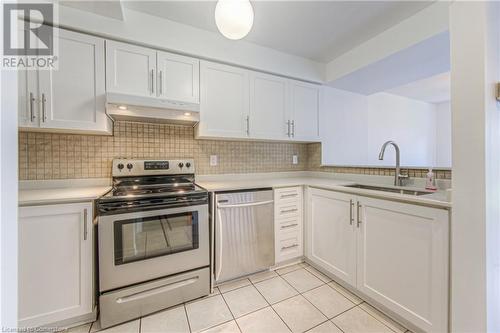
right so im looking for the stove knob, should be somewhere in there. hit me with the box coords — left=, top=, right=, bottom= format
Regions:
left=186, top=162, right=191, bottom=168
left=178, top=162, right=184, bottom=168
left=126, top=163, right=133, bottom=170
left=117, top=163, right=124, bottom=171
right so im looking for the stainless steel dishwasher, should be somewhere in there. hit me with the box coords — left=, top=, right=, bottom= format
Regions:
left=214, top=189, right=275, bottom=283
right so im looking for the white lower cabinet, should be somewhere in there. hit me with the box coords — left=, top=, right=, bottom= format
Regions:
left=306, top=188, right=449, bottom=333
left=274, top=187, right=303, bottom=263
left=18, top=202, right=94, bottom=328
left=306, top=188, right=356, bottom=286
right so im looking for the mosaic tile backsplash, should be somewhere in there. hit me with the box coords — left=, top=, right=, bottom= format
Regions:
left=18, top=122, right=452, bottom=180
left=18, top=122, right=307, bottom=180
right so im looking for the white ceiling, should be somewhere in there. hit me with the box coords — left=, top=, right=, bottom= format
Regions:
left=122, top=1, right=433, bottom=62
left=386, top=71, right=450, bottom=104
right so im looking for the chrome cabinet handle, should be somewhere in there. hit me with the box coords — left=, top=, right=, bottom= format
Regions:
left=281, top=223, right=298, bottom=230
left=291, top=120, right=295, bottom=138
left=151, top=69, right=155, bottom=94
left=246, top=115, right=250, bottom=135
left=41, top=93, right=46, bottom=122
left=281, top=244, right=299, bottom=250
left=349, top=199, right=354, bottom=225
left=160, top=70, right=163, bottom=94
left=286, top=120, right=291, bottom=137
left=29, top=92, right=35, bottom=121
left=83, top=208, right=88, bottom=240
left=356, top=202, right=362, bottom=228
left=280, top=208, right=298, bottom=214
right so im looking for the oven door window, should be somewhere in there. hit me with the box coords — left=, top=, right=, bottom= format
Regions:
left=114, top=212, right=199, bottom=265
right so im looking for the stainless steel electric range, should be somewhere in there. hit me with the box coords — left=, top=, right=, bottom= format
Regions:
left=96, top=159, right=209, bottom=329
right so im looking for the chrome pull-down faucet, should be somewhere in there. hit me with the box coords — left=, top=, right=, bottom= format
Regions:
left=378, top=141, right=409, bottom=186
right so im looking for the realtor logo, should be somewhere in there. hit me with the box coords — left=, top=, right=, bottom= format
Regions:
left=2, top=3, right=57, bottom=69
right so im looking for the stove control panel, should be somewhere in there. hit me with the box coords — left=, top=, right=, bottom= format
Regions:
left=145, top=161, right=169, bottom=170
left=112, top=159, right=195, bottom=177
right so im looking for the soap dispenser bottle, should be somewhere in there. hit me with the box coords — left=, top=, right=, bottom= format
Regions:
left=425, top=168, right=437, bottom=191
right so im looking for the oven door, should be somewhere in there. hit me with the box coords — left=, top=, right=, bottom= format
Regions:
left=98, top=204, right=209, bottom=292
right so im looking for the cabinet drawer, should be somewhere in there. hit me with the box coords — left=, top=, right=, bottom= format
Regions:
left=276, top=216, right=300, bottom=234
left=275, top=187, right=302, bottom=204
left=276, top=202, right=301, bottom=219
left=276, top=231, right=302, bottom=262
left=100, top=267, right=209, bottom=329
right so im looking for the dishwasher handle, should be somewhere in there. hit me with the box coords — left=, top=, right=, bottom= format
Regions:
left=217, top=200, right=274, bottom=209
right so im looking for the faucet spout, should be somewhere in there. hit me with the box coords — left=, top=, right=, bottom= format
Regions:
left=378, top=141, right=405, bottom=186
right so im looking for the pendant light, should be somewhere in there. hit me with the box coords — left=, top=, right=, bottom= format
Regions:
left=215, top=0, right=254, bottom=40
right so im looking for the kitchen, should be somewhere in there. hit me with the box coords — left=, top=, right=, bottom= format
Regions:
left=1, top=1, right=499, bottom=333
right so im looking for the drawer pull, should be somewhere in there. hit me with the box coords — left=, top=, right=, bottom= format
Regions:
left=280, top=193, right=297, bottom=199
left=281, top=223, right=298, bottom=229
left=117, top=276, right=199, bottom=304
left=280, top=208, right=298, bottom=214
left=281, top=244, right=299, bottom=250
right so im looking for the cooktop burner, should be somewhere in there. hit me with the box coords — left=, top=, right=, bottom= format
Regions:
left=98, top=159, right=207, bottom=203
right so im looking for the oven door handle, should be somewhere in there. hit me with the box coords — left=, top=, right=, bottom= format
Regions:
left=217, top=200, right=274, bottom=209
left=116, top=276, right=199, bottom=304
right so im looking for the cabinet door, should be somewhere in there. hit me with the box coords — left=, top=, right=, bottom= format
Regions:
left=157, top=51, right=199, bottom=104
left=290, top=80, right=320, bottom=141
left=249, top=72, right=289, bottom=140
left=356, top=197, right=448, bottom=333
left=18, top=69, right=39, bottom=128
left=306, top=188, right=356, bottom=286
left=38, top=29, right=110, bottom=134
left=19, top=202, right=93, bottom=328
left=106, top=40, right=156, bottom=97
left=197, top=61, right=249, bottom=138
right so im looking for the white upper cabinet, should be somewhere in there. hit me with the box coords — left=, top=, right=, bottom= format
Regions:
left=40, top=30, right=109, bottom=133
left=197, top=61, right=250, bottom=139
left=306, top=188, right=357, bottom=287
left=157, top=51, right=199, bottom=104
left=289, top=80, right=320, bottom=141
left=105, top=41, right=200, bottom=107
left=19, top=202, right=94, bottom=328
left=19, top=27, right=111, bottom=135
left=197, top=61, right=320, bottom=142
left=106, top=40, right=157, bottom=97
left=249, top=72, right=289, bottom=140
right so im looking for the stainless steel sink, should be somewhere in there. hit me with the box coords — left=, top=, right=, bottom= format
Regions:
left=343, top=184, right=433, bottom=196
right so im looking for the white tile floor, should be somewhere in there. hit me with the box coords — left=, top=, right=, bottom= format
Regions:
left=67, top=263, right=411, bottom=333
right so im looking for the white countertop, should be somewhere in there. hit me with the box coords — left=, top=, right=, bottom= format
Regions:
left=18, top=173, right=451, bottom=208
left=19, top=179, right=111, bottom=206
left=197, top=172, right=451, bottom=209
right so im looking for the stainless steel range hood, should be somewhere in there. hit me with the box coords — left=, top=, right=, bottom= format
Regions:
left=106, top=93, right=200, bottom=126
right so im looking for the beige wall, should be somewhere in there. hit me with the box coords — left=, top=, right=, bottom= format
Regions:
left=19, top=121, right=451, bottom=180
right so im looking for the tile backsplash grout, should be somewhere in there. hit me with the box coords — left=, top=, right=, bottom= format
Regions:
left=18, top=121, right=451, bottom=181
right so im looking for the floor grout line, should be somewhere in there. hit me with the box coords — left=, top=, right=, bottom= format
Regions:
left=357, top=302, right=407, bottom=333
left=331, top=320, right=346, bottom=333
left=182, top=304, right=193, bottom=333
left=248, top=270, right=294, bottom=333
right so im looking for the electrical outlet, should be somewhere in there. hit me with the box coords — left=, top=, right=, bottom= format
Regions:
left=292, top=155, right=298, bottom=165
left=210, top=155, right=218, bottom=166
